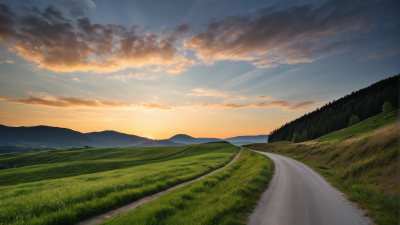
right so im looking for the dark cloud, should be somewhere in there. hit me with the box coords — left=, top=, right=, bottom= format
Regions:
left=59, top=1, right=85, bottom=17
left=165, top=23, right=191, bottom=43
left=0, top=4, right=17, bottom=17
left=184, top=0, right=373, bottom=67
left=0, top=4, right=192, bottom=73
left=16, top=5, right=41, bottom=15
left=42, top=5, right=66, bottom=22
left=176, top=23, right=189, bottom=33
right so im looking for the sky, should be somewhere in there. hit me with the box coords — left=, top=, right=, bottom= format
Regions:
left=0, top=0, right=398, bottom=139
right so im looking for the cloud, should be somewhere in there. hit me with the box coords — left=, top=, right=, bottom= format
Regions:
left=257, top=95, right=269, bottom=100
left=7, top=95, right=172, bottom=110
left=0, top=4, right=192, bottom=74
left=176, top=24, right=189, bottom=33
left=0, top=95, right=8, bottom=100
left=85, top=0, right=96, bottom=8
left=166, top=56, right=195, bottom=74
left=3, top=92, right=317, bottom=112
left=107, top=73, right=156, bottom=81
left=188, top=88, right=246, bottom=100
left=358, top=48, right=399, bottom=61
left=72, top=77, right=83, bottom=82
left=5, top=60, right=14, bottom=63
left=184, top=0, right=372, bottom=68
left=59, top=1, right=86, bottom=17
left=193, top=100, right=317, bottom=111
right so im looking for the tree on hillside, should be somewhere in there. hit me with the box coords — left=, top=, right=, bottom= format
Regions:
left=382, top=102, right=393, bottom=112
left=292, top=133, right=300, bottom=143
left=301, top=129, right=308, bottom=142
left=348, top=115, right=360, bottom=127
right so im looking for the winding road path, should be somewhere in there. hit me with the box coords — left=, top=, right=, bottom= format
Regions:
left=247, top=150, right=372, bottom=225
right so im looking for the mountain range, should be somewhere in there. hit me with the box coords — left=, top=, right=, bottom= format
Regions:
left=0, top=125, right=268, bottom=152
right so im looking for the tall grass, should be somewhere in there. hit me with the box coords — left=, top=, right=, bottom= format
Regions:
left=0, top=143, right=238, bottom=225
left=245, top=110, right=398, bottom=225
left=101, top=149, right=274, bottom=225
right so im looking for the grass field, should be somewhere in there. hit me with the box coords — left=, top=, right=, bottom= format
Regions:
left=101, top=149, right=274, bottom=225
left=0, top=144, right=204, bottom=186
left=245, top=109, right=398, bottom=225
left=0, top=142, right=238, bottom=225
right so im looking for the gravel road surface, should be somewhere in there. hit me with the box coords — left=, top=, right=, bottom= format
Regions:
left=247, top=150, right=372, bottom=225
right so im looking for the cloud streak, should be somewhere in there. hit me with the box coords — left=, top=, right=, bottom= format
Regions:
left=193, top=100, right=317, bottom=111
left=257, top=95, right=269, bottom=100
left=358, top=48, right=399, bottom=61
left=8, top=95, right=172, bottom=110
left=188, top=88, right=246, bottom=100
left=72, top=77, right=83, bottom=82
left=0, top=4, right=192, bottom=74
left=184, top=0, right=372, bottom=68
left=2, top=93, right=317, bottom=111
left=107, top=73, right=156, bottom=81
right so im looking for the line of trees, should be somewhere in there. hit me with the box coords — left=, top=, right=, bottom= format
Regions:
left=268, top=74, right=399, bottom=143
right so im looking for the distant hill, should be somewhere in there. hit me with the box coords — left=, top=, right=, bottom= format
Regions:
left=0, top=125, right=95, bottom=149
left=224, top=135, right=268, bottom=143
left=165, top=134, right=222, bottom=145
left=0, top=125, right=182, bottom=151
left=85, top=131, right=149, bottom=147
left=164, top=134, right=268, bottom=146
left=0, top=125, right=268, bottom=153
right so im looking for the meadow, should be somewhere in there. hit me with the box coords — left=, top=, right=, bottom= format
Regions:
left=0, top=142, right=238, bottom=225
left=0, top=144, right=204, bottom=186
left=246, top=109, right=398, bottom=225
left=101, top=149, right=274, bottom=225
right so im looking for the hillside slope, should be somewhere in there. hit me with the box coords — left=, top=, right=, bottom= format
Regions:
left=0, top=142, right=239, bottom=225
left=245, top=109, right=398, bottom=224
left=0, top=142, right=235, bottom=186
left=268, top=74, right=398, bottom=142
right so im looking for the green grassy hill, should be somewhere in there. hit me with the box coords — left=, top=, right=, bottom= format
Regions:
left=0, top=142, right=240, bottom=225
left=0, top=143, right=232, bottom=186
left=245, top=109, right=398, bottom=225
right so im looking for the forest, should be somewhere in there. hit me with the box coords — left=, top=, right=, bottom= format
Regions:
left=268, top=75, right=399, bottom=143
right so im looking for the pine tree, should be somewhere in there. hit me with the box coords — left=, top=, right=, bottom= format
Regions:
left=301, top=128, right=307, bottom=142
left=292, top=133, right=300, bottom=143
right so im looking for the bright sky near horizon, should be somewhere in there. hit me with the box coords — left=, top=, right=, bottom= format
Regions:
left=0, top=0, right=398, bottom=139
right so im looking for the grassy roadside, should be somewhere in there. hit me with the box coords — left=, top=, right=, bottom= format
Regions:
left=101, top=149, right=274, bottom=225
left=245, top=110, right=398, bottom=225
left=0, top=143, right=238, bottom=225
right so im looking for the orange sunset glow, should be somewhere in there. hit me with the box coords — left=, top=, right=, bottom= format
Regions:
left=0, top=0, right=397, bottom=139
